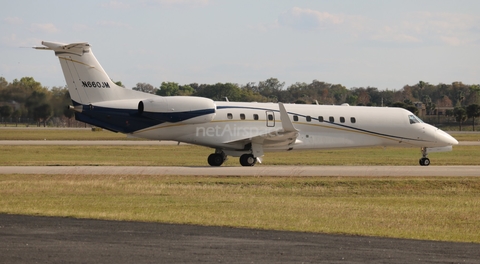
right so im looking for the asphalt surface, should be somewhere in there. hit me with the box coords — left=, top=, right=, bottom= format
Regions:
left=1, top=214, right=479, bottom=264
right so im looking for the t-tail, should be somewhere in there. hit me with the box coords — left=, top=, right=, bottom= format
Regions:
left=34, top=41, right=156, bottom=105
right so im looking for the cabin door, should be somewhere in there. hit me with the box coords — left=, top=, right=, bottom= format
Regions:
left=266, top=111, right=275, bottom=127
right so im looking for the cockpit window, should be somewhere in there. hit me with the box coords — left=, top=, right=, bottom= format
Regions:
left=408, top=115, right=423, bottom=124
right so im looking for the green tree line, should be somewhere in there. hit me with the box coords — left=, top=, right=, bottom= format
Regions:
left=0, top=77, right=72, bottom=126
left=1, top=76, right=480, bottom=129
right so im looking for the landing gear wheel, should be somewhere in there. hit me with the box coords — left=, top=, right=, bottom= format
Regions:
left=239, top=154, right=257, bottom=166
left=208, top=153, right=224, bottom=167
left=419, top=157, right=430, bottom=166
left=419, top=147, right=430, bottom=166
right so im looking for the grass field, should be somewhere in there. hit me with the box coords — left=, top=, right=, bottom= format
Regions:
left=1, top=145, right=480, bottom=166
left=1, top=175, right=479, bottom=243
left=1, top=128, right=479, bottom=243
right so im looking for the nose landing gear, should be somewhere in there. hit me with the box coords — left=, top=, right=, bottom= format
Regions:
left=419, top=147, right=430, bottom=166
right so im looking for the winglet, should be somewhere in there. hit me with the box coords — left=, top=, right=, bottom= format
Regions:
left=278, top=103, right=298, bottom=132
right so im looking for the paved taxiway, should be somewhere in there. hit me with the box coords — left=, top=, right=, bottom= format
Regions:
left=2, top=214, right=479, bottom=264
left=2, top=165, right=480, bottom=176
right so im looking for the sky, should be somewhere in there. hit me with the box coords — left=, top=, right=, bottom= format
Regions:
left=1, top=0, right=480, bottom=91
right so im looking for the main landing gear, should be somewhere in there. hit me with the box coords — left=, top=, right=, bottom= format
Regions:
left=419, top=147, right=430, bottom=166
left=207, top=151, right=257, bottom=167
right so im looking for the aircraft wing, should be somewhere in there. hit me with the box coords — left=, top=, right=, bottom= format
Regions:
left=222, top=103, right=299, bottom=157
left=222, top=128, right=298, bottom=146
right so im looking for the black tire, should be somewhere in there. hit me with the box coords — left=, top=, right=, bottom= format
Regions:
left=208, top=153, right=224, bottom=166
left=239, top=154, right=256, bottom=166
left=419, top=158, right=430, bottom=166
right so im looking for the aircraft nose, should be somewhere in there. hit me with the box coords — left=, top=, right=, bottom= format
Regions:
left=436, top=129, right=458, bottom=146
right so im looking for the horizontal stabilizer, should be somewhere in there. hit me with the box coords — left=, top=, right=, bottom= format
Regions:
left=34, top=41, right=90, bottom=56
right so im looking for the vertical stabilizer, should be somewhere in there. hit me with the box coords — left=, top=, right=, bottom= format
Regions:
left=35, top=41, right=154, bottom=105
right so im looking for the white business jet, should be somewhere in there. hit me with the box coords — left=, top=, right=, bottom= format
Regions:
left=35, top=41, right=458, bottom=166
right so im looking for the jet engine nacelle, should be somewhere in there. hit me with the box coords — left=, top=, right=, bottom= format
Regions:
left=138, top=96, right=216, bottom=124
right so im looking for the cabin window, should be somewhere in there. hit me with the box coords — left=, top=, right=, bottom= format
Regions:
left=293, top=115, right=299, bottom=121
left=350, top=117, right=356, bottom=123
left=240, top=113, right=246, bottom=120
left=329, top=116, right=334, bottom=123
left=318, top=116, right=324, bottom=122
left=227, top=113, right=233, bottom=119
left=253, top=114, right=259, bottom=120
left=340, top=117, right=345, bottom=123
left=268, top=114, right=274, bottom=121
left=306, top=116, right=312, bottom=122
